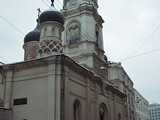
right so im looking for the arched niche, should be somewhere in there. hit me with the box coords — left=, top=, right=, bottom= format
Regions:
left=99, top=103, right=109, bottom=120
left=66, top=20, right=81, bottom=45
left=118, top=113, right=122, bottom=120
left=73, top=99, right=81, bottom=120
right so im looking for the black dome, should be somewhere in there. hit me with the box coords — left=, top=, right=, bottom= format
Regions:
left=24, top=29, right=40, bottom=43
left=39, top=9, right=64, bottom=24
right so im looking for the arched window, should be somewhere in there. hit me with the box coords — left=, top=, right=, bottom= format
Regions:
left=99, top=103, right=108, bottom=120
left=118, top=113, right=121, bottom=120
left=73, top=99, right=81, bottom=120
left=66, top=20, right=81, bottom=44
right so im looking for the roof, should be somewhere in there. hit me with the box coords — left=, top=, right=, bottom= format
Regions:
left=0, top=62, right=5, bottom=65
left=39, top=7, right=64, bottom=24
left=0, top=54, right=126, bottom=98
left=24, top=29, right=40, bottom=43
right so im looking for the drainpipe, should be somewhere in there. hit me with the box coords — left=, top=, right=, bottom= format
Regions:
left=9, top=67, right=15, bottom=109
left=0, top=65, right=7, bottom=107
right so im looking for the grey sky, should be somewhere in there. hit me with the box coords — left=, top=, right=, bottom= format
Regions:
left=0, top=0, right=160, bottom=103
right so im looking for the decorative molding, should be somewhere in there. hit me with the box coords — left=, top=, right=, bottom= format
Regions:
left=62, top=3, right=104, bottom=25
left=66, top=20, right=81, bottom=45
left=38, top=40, right=63, bottom=57
left=1, top=54, right=126, bottom=100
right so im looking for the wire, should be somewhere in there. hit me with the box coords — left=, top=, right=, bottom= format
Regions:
left=120, top=48, right=160, bottom=62
left=54, top=1, right=62, bottom=10
left=121, top=22, right=160, bottom=61
left=41, top=0, right=50, bottom=7
left=56, top=0, right=63, bottom=8
left=0, top=56, right=6, bottom=64
left=0, top=16, right=24, bottom=36
left=57, top=0, right=63, bottom=6
left=84, top=31, right=95, bottom=40
left=137, top=22, right=160, bottom=49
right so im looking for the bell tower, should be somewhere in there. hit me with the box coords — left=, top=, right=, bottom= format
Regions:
left=62, top=0, right=106, bottom=70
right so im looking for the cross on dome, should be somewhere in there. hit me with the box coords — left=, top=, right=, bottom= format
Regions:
left=51, top=0, right=54, bottom=6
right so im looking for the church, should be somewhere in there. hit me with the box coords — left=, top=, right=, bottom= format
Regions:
left=0, top=0, right=136, bottom=120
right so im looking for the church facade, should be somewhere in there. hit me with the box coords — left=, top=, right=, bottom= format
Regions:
left=0, top=0, right=136, bottom=120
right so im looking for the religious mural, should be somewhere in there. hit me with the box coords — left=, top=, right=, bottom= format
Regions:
left=66, top=21, right=81, bottom=44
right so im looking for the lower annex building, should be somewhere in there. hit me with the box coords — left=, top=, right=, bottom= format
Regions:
left=149, top=103, right=160, bottom=120
left=134, top=89, right=150, bottom=120
left=0, top=0, right=137, bottom=120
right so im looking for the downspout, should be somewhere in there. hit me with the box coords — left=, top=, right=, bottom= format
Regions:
left=3, top=68, right=7, bottom=107
left=0, top=66, right=7, bottom=107
left=54, top=56, right=58, bottom=120
left=9, top=66, right=15, bottom=109
left=7, top=67, right=15, bottom=120
left=0, top=65, right=14, bottom=120
left=60, top=55, right=65, bottom=120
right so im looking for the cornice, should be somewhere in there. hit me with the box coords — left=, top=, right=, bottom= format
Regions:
left=0, top=107, right=11, bottom=111
left=63, top=41, right=105, bottom=54
left=0, top=55, right=61, bottom=71
left=64, top=56, right=126, bottom=98
left=62, top=4, right=104, bottom=25
left=1, top=54, right=126, bottom=98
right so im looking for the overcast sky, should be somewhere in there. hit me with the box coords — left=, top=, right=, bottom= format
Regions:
left=0, top=0, right=160, bottom=104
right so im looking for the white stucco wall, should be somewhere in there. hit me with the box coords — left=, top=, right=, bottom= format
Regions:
left=0, top=62, right=62, bottom=120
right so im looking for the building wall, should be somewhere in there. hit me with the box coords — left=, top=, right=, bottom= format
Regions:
left=149, top=104, right=160, bottom=120
left=0, top=108, right=12, bottom=120
left=0, top=58, right=63, bottom=120
left=134, top=89, right=150, bottom=120
left=64, top=62, right=127, bottom=120
left=63, top=13, right=97, bottom=44
left=62, top=3, right=105, bottom=68
left=0, top=55, right=129, bottom=120
left=108, top=62, right=136, bottom=120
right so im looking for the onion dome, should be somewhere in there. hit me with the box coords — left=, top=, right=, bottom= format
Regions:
left=24, top=29, right=40, bottom=43
left=39, top=0, right=64, bottom=24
